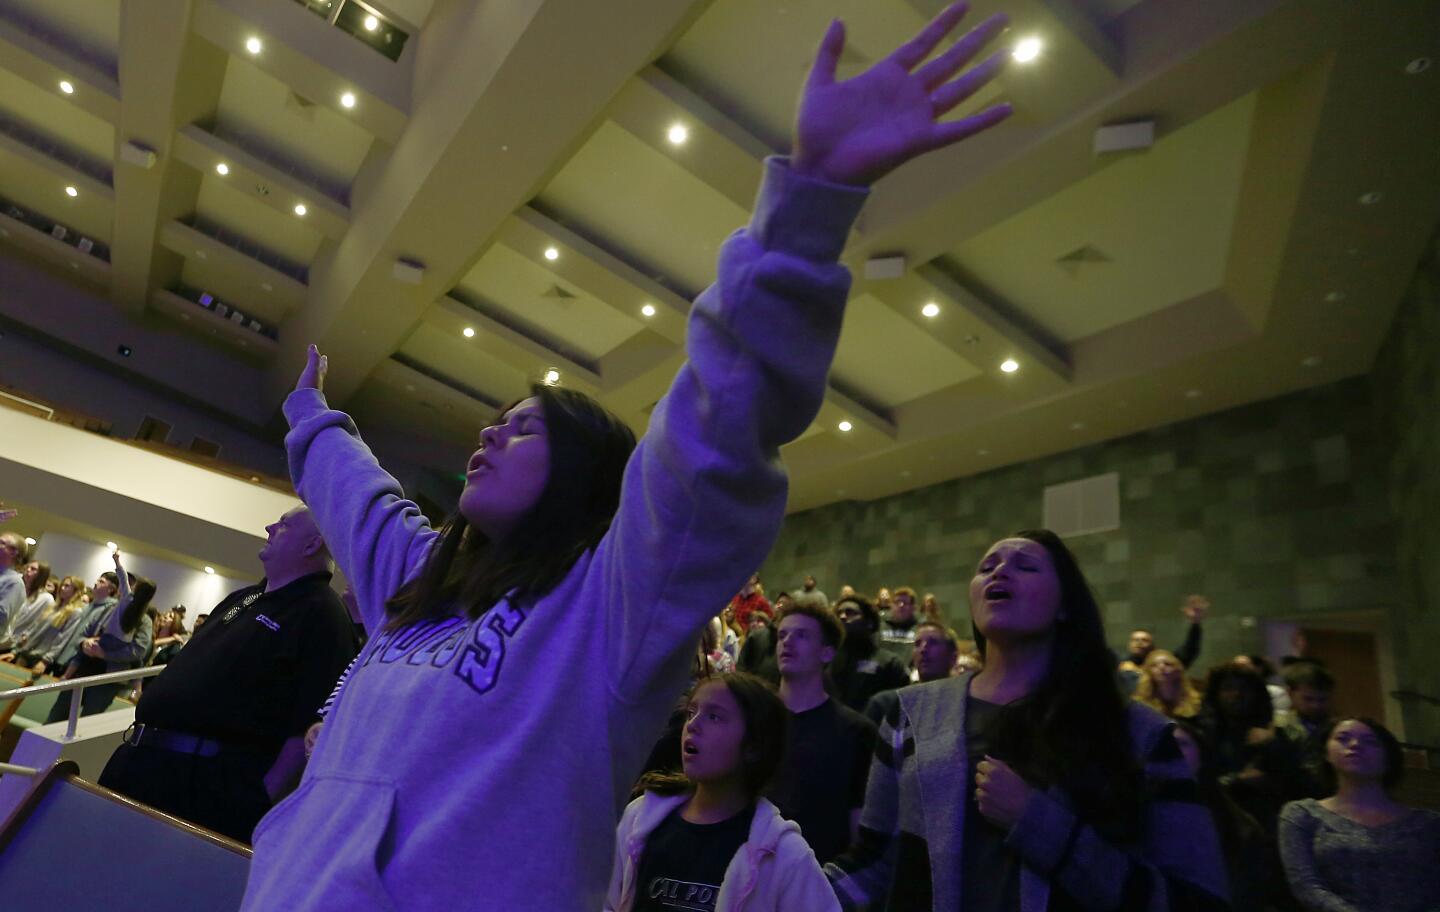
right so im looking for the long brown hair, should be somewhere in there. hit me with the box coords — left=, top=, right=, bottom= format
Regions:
left=386, top=385, right=635, bottom=629
left=23, top=561, right=51, bottom=599
left=49, top=576, right=86, bottom=628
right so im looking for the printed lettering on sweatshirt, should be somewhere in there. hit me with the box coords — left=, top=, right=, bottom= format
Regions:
left=646, top=876, right=720, bottom=912
left=358, top=601, right=528, bottom=696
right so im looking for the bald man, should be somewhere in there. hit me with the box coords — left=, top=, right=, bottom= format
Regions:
left=98, top=507, right=357, bottom=842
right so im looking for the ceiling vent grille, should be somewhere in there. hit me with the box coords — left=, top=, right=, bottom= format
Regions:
left=1042, top=472, right=1120, bottom=538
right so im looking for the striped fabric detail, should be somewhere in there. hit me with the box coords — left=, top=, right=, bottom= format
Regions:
left=317, top=653, right=361, bottom=719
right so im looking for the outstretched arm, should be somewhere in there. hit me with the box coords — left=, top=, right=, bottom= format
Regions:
left=598, top=1, right=1013, bottom=703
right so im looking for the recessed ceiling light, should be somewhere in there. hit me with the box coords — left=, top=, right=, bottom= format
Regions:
left=24, top=537, right=35, bottom=546
left=641, top=303, right=656, bottom=317
left=1185, top=389, right=1202, bottom=399
left=1406, top=57, right=1432, bottom=75
left=1013, top=37, right=1042, bottom=63
left=294, top=203, right=307, bottom=216
left=1000, top=358, right=1019, bottom=373
left=1324, top=290, right=1346, bottom=303
left=837, top=420, right=854, bottom=432
left=106, top=541, right=118, bottom=552
left=1359, top=192, right=1383, bottom=205
left=543, top=369, right=561, bottom=385
left=245, top=36, right=262, bottom=55
left=921, top=302, right=941, bottom=318
left=462, top=327, right=475, bottom=338
left=667, top=123, right=689, bottom=145
left=64, top=186, right=78, bottom=198
left=340, top=91, right=356, bottom=109
left=1302, top=355, right=1322, bottom=368
left=204, top=566, right=215, bottom=575
left=58, top=80, right=74, bottom=95
left=543, top=246, right=559, bottom=261
left=363, top=14, right=380, bottom=31
left=215, top=162, right=229, bottom=176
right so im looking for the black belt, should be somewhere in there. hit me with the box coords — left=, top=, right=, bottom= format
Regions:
left=122, top=723, right=265, bottom=758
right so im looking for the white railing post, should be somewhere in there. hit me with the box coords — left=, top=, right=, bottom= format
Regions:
left=65, top=682, right=83, bottom=741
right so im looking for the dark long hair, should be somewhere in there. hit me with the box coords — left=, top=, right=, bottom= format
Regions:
left=973, top=529, right=1144, bottom=838
left=121, top=578, right=157, bottom=635
left=1201, top=662, right=1274, bottom=735
left=387, top=384, right=636, bottom=628
left=1319, top=716, right=1405, bottom=793
left=638, top=672, right=790, bottom=799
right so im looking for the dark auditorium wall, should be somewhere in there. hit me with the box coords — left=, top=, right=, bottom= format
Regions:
left=762, top=375, right=1399, bottom=683
left=1372, top=230, right=1440, bottom=746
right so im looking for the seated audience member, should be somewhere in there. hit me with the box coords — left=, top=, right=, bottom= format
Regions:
left=1117, top=593, right=1209, bottom=692
left=791, top=575, right=829, bottom=610
left=96, top=506, right=356, bottom=843
left=1275, top=662, right=1336, bottom=799
left=606, top=674, right=836, bottom=911
left=876, top=586, right=920, bottom=668
left=1279, top=718, right=1440, bottom=912
left=2, top=575, right=87, bottom=673
left=48, top=553, right=155, bottom=719
left=827, top=531, right=1228, bottom=910
left=1200, top=661, right=1301, bottom=837
left=831, top=595, right=910, bottom=714
left=1172, top=720, right=1291, bottom=911
left=0, top=531, right=27, bottom=634
left=767, top=603, right=876, bottom=866
left=729, top=574, right=773, bottom=630
left=920, top=592, right=944, bottom=625
left=2, top=560, right=54, bottom=647
left=1133, top=648, right=1203, bottom=720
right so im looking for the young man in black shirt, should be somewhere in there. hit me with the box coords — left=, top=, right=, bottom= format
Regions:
left=97, top=506, right=356, bottom=842
left=829, top=594, right=910, bottom=713
left=765, top=602, right=876, bottom=865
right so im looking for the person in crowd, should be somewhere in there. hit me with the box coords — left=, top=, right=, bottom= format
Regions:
left=705, top=617, right=737, bottom=674
left=1235, top=653, right=1291, bottom=718
left=737, top=607, right=780, bottom=686
left=192, top=613, right=209, bottom=631
left=150, top=608, right=190, bottom=665
left=877, top=585, right=920, bottom=668
left=0, top=532, right=27, bottom=635
left=1117, top=594, right=1209, bottom=692
left=97, top=507, right=355, bottom=843
left=767, top=603, right=876, bottom=865
left=910, top=621, right=958, bottom=684
left=954, top=638, right=983, bottom=674
left=729, top=574, right=773, bottom=630
left=717, top=605, right=742, bottom=664
left=920, top=592, right=944, bottom=625
left=836, top=584, right=856, bottom=601
left=47, top=571, right=118, bottom=677
left=48, top=551, right=155, bottom=719
left=1, top=560, right=54, bottom=648
left=240, top=7, right=1015, bottom=908
left=1199, top=660, right=1300, bottom=836
left=827, top=530, right=1229, bottom=910
left=1275, top=662, right=1336, bottom=799
left=1, top=574, right=87, bottom=673
left=606, top=673, right=836, bottom=912
left=1172, top=719, right=1291, bottom=911
left=874, top=587, right=892, bottom=615
left=1133, top=647, right=1203, bottom=720
left=791, top=575, right=829, bottom=610
left=831, top=594, right=910, bottom=714
left=1279, top=717, right=1440, bottom=911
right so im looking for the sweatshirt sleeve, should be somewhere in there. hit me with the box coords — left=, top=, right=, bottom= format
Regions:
left=35, top=610, right=85, bottom=666
left=592, top=157, right=868, bottom=703
left=100, top=612, right=151, bottom=665
left=1278, top=802, right=1362, bottom=912
left=282, top=389, right=440, bottom=633
left=774, top=831, right=843, bottom=912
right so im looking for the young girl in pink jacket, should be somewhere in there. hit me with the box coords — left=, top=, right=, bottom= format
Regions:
left=607, top=673, right=838, bottom=912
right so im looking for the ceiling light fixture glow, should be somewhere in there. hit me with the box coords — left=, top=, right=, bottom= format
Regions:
left=64, top=186, right=78, bottom=197
left=245, top=36, right=263, bottom=55
left=462, top=327, right=475, bottom=338
left=215, top=162, right=230, bottom=176
left=543, top=369, right=561, bottom=385
left=340, top=91, right=357, bottom=109
left=837, top=420, right=853, bottom=432
left=921, top=302, right=941, bottom=318
left=543, top=247, right=559, bottom=261
left=667, top=123, right=689, bottom=145
left=204, top=566, right=215, bottom=575
left=106, top=541, right=118, bottom=552
left=293, top=203, right=307, bottom=216
left=641, top=303, right=656, bottom=317
left=1013, top=36, right=1042, bottom=63
left=59, top=80, right=74, bottom=95
left=363, top=14, right=379, bottom=31
left=24, top=537, right=36, bottom=546
left=1000, top=358, right=1019, bottom=373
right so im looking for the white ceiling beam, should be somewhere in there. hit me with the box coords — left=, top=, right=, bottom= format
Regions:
left=433, top=295, right=603, bottom=389
left=0, top=17, right=121, bottom=127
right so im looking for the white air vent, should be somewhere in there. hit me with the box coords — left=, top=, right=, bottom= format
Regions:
left=1043, top=472, right=1120, bottom=538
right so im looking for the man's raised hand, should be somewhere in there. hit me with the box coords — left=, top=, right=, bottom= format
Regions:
left=792, top=2, right=1012, bottom=188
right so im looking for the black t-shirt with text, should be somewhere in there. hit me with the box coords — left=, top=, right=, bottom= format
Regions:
left=633, top=804, right=754, bottom=912
left=765, top=697, right=877, bottom=864
left=136, top=573, right=357, bottom=749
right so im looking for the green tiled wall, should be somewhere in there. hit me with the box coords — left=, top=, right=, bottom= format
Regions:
left=1373, top=232, right=1440, bottom=746
left=763, top=377, right=1398, bottom=678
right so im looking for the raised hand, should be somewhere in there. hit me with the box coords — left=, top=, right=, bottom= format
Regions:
left=1182, top=594, right=1210, bottom=623
left=296, top=344, right=328, bottom=393
left=792, top=2, right=1012, bottom=188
